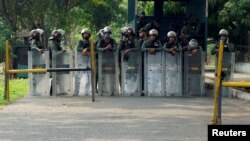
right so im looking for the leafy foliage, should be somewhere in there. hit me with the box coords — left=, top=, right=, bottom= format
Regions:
left=0, top=17, right=12, bottom=62
left=208, top=0, right=250, bottom=43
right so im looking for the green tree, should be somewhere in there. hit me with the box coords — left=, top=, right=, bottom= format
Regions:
left=0, top=17, right=12, bottom=62
left=208, top=0, right=250, bottom=44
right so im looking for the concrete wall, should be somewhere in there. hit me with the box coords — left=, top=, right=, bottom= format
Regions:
left=235, top=63, right=250, bottom=73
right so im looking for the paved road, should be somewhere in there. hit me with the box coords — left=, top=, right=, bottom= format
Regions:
left=0, top=96, right=250, bottom=141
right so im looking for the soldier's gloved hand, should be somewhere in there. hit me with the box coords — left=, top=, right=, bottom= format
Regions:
left=171, top=50, right=176, bottom=55
left=61, top=47, right=66, bottom=53
left=170, top=48, right=175, bottom=52
left=82, top=48, right=89, bottom=56
left=149, top=48, right=156, bottom=55
left=191, top=49, right=198, bottom=55
left=106, top=44, right=112, bottom=50
left=124, top=49, right=130, bottom=54
left=39, top=49, right=44, bottom=54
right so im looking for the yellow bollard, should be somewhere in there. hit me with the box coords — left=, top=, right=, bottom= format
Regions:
left=212, top=40, right=224, bottom=124
left=5, top=40, right=10, bottom=101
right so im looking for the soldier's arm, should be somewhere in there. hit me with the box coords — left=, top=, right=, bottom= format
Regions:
left=96, top=40, right=103, bottom=51
left=129, top=39, right=139, bottom=51
left=175, top=43, right=182, bottom=52
left=155, top=41, right=163, bottom=51
left=162, top=43, right=166, bottom=50
left=141, top=40, right=148, bottom=51
left=30, top=40, right=41, bottom=52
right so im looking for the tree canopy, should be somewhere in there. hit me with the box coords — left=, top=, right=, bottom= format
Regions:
left=0, top=0, right=249, bottom=48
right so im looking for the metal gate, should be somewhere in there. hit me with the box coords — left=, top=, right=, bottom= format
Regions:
left=183, top=49, right=205, bottom=96
left=97, top=50, right=118, bottom=96
left=163, top=51, right=182, bottom=96
left=120, top=49, right=142, bottom=96
left=51, top=50, right=74, bottom=96
left=144, top=51, right=164, bottom=96
left=28, top=51, right=50, bottom=96
left=74, top=50, right=92, bottom=96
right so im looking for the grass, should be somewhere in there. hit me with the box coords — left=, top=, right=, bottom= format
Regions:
left=0, top=63, right=28, bottom=106
left=206, top=42, right=216, bottom=67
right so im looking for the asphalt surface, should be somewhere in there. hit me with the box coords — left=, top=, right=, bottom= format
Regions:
left=0, top=96, right=250, bottom=141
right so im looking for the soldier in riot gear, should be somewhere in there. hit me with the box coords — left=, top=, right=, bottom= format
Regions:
left=119, top=27, right=138, bottom=61
left=49, top=29, right=66, bottom=52
left=120, top=26, right=129, bottom=43
left=138, top=28, right=148, bottom=47
left=142, top=29, right=162, bottom=54
left=163, top=31, right=182, bottom=56
left=78, top=28, right=91, bottom=56
left=96, top=26, right=117, bottom=96
left=142, top=29, right=163, bottom=96
left=211, top=29, right=235, bottom=96
left=74, top=28, right=92, bottom=96
left=179, top=27, right=190, bottom=47
left=29, top=28, right=44, bottom=54
left=49, top=29, right=72, bottom=96
left=97, top=26, right=116, bottom=51
left=211, top=29, right=235, bottom=55
left=183, top=39, right=199, bottom=55
left=119, top=27, right=140, bottom=96
left=179, top=16, right=204, bottom=47
left=144, top=18, right=161, bottom=33
left=136, top=11, right=147, bottom=35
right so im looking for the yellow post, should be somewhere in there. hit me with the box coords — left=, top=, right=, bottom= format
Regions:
left=4, top=40, right=10, bottom=101
left=90, top=37, right=96, bottom=102
left=212, top=40, right=224, bottom=124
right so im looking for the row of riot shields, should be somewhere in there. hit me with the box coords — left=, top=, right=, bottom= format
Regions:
left=30, top=48, right=229, bottom=97
left=97, top=48, right=205, bottom=96
left=28, top=50, right=91, bottom=96
left=143, top=49, right=205, bottom=96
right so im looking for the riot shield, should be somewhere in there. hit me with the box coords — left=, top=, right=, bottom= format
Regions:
left=183, top=49, right=205, bottom=96
left=215, top=52, right=235, bottom=96
left=74, top=50, right=92, bottom=96
left=51, top=50, right=74, bottom=96
left=97, top=50, right=118, bottom=96
left=163, top=51, right=182, bottom=96
left=28, top=51, right=50, bottom=96
left=144, top=51, right=164, bottom=96
left=120, top=49, right=142, bottom=96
